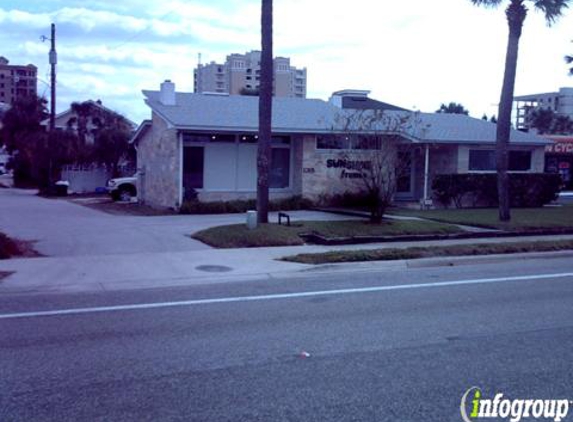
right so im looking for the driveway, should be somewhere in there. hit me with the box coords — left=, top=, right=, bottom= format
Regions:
left=0, top=189, right=357, bottom=258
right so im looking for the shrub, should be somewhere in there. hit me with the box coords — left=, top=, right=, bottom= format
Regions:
left=432, top=173, right=561, bottom=208
left=180, top=195, right=313, bottom=215
left=316, top=190, right=376, bottom=209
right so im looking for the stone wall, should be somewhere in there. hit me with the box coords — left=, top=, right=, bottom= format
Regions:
left=300, top=135, right=373, bottom=201
left=137, top=113, right=180, bottom=209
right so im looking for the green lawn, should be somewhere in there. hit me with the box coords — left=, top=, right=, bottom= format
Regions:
left=192, top=219, right=462, bottom=248
left=390, top=206, right=573, bottom=231
left=282, top=239, right=573, bottom=265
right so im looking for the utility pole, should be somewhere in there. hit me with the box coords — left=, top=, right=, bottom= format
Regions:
left=49, top=23, right=57, bottom=132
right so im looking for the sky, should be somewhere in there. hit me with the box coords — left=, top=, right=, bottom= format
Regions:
left=1, top=0, right=572, bottom=124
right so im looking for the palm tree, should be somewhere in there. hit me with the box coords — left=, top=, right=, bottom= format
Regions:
left=257, top=0, right=273, bottom=224
left=470, top=0, right=570, bottom=221
left=566, top=51, right=573, bottom=74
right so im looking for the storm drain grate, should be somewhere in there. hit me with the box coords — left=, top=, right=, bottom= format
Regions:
left=195, top=265, right=233, bottom=273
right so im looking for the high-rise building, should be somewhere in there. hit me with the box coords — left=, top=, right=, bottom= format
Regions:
left=514, top=87, right=573, bottom=131
left=194, top=50, right=307, bottom=98
left=0, top=57, right=38, bottom=105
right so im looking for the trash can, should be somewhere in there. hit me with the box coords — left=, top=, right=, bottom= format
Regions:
left=246, top=210, right=257, bottom=230
left=54, top=180, right=69, bottom=197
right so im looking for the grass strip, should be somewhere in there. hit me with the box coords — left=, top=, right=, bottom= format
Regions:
left=192, top=219, right=462, bottom=248
left=282, top=239, right=573, bottom=264
left=390, top=206, right=573, bottom=231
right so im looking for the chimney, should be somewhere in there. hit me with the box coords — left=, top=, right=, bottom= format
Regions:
left=160, top=80, right=176, bottom=106
left=329, top=89, right=370, bottom=108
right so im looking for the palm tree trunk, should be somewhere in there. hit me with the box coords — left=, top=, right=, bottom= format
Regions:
left=257, top=0, right=273, bottom=224
left=496, top=0, right=527, bottom=222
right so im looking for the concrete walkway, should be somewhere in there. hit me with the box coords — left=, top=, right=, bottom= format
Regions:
left=2, top=188, right=573, bottom=295
left=0, top=189, right=359, bottom=257
left=2, top=233, right=573, bottom=294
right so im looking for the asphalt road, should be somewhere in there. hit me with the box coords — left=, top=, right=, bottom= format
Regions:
left=1, top=256, right=573, bottom=421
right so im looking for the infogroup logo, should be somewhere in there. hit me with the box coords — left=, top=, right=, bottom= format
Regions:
left=460, top=387, right=571, bottom=422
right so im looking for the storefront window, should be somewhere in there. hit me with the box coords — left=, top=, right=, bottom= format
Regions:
left=316, top=135, right=351, bottom=149
left=182, top=133, right=235, bottom=143
left=183, top=147, right=204, bottom=189
left=270, top=148, right=290, bottom=188
left=469, top=149, right=532, bottom=171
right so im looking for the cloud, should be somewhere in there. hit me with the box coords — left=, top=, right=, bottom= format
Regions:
left=1, top=0, right=572, bottom=123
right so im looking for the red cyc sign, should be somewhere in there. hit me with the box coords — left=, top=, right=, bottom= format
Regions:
left=545, top=138, right=573, bottom=154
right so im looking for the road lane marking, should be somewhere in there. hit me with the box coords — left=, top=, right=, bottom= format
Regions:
left=1, top=272, right=573, bottom=320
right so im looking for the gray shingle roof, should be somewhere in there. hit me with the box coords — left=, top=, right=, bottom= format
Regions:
left=143, top=91, right=548, bottom=146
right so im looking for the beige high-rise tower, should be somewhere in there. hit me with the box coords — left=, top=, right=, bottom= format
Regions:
left=194, top=50, right=307, bottom=98
left=0, top=57, right=37, bottom=106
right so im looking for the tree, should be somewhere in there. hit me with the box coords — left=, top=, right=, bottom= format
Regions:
left=436, top=102, right=470, bottom=115
left=470, top=0, right=570, bottom=222
left=528, top=107, right=573, bottom=134
left=66, top=101, right=133, bottom=172
left=0, top=95, right=49, bottom=187
left=335, top=109, right=419, bottom=223
left=527, top=107, right=555, bottom=133
left=257, top=0, right=273, bottom=224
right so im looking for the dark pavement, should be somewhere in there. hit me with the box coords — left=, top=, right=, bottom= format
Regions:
left=1, top=256, right=573, bottom=421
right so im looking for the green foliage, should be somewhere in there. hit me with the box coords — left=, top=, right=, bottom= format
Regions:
left=283, top=239, right=573, bottom=265
left=180, top=195, right=313, bottom=215
left=316, top=190, right=376, bottom=210
left=436, top=102, right=469, bottom=115
left=527, top=108, right=573, bottom=134
left=432, top=173, right=561, bottom=208
left=192, top=224, right=304, bottom=248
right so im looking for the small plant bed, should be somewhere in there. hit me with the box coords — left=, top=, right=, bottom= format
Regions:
left=192, top=224, right=305, bottom=248
left=192, top=219, right=463, bottom=248
left=77, top=198, right=176, bottom=216
left=282, top=239, right=573, bottom=265
left=0, top=233, right=39, bottom=259
left=390, top=206, right=573, bottom=232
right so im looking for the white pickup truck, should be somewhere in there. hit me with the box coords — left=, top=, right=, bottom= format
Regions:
left=106, top=175, right=137, bottom=201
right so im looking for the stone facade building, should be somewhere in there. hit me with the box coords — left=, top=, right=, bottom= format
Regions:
left=132, top=82, right=547, bottom=210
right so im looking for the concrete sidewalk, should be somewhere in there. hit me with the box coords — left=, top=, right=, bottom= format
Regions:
left=2, top=233, right=573, bottom=294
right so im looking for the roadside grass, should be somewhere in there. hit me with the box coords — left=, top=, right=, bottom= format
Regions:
left=192, top=219, right=462, bottom=248
left=390, top=206, right=573, bottom=231
left=282, top=239, right=573, bottom=264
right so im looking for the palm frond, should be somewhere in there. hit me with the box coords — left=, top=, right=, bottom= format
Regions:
left=532, top=0, right=571, bottom=25
left=470, top=0, right=504, bottom=7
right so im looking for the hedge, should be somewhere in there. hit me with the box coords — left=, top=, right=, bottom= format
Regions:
left=179, top=195, right=313, bottom=214
left=432, top=173, right=561, bottom=208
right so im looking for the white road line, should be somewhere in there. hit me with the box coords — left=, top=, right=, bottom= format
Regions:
left=1, top=272, right=573, bottom=320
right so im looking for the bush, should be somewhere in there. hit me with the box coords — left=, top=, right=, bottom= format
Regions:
left=432, top=173, right=561, bottom=208
left=316, top=190, right=376, bottom=209
left=180, top=195, right=313, bottom=215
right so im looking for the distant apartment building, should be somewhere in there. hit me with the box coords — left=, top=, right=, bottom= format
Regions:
left=194, top=50, right=307, bottom=98
left=514, top=87, right=573, bottom=131
left=0, top=57, right=37, bottom=105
